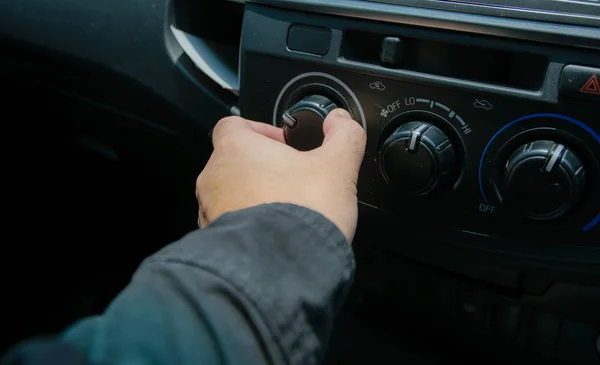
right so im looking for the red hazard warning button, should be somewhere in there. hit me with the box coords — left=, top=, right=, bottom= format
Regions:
left=580, top=75, right=600, bottom=95
left=560, top=65, right=600, bottom=101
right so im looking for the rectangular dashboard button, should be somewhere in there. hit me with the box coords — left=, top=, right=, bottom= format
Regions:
left=559, top=65, right=600, bottom=101
left=287, top=25, right=331, bottom=56
left=380, top=36, right=403, bottom=65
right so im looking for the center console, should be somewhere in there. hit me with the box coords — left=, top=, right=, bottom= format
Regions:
left=238, top=1, right=600, bottom=363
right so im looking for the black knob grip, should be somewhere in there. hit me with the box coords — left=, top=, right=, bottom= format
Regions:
left=282, top=95, right=338, bottom=151
left=503, top=140, right=587, bottom=220
left=380, top=121, right=456, bottom=195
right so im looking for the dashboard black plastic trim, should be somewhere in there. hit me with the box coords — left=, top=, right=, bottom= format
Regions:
left=368, top=0, right=600, bottom=27
left=240, top=5, right=600, bottom=287
left=248, top=0, right=600, bottom=50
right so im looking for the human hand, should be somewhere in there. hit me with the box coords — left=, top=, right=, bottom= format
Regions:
left=195, top=109, right=366, bottom=242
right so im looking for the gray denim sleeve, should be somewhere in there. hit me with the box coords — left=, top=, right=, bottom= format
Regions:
left=60, top=203, right=355, bottom=365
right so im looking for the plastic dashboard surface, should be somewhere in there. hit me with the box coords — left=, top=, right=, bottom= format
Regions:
left=249, top=0, right=600, bottom=43
left=244, top=54, right=600, bottom=243
left=2, top=0, right=599, bottom=282
left=239, top=3, right=600, bottom=288
left=368, top=0, right=600, bottom=20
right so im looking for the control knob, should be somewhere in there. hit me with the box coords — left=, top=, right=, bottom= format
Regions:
left=380, top=121, right=457, bottom=195
left=502, top=140, right=587, bottom=220
left=282, top=95, right=338, bottom=151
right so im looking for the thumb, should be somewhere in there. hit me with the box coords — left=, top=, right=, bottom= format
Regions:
left=319, top=108, right=366, bottom=167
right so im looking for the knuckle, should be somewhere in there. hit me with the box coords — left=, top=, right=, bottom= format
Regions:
left=215, top=133, right=237, bottom=151
left=212, top=116, right=244, bottom=146
left=335, top=108, right=352, bottom=119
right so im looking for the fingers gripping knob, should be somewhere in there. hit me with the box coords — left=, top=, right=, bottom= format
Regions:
left=282, top=95, right=339, bottom=151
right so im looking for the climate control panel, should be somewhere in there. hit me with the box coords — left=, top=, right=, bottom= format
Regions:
left=241, top=55, right=600, bottom=247
left=237, top=3, right=600, bottom=362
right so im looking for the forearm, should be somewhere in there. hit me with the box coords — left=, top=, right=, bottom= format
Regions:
left=58, top=203, right=354, bottom=365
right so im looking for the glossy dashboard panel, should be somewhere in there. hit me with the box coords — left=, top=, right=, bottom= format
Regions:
left=368, top=0, right=600, bottom=25
left=239, top=4, right=600, bottom=288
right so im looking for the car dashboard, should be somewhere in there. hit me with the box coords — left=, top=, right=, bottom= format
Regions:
left=0, top=0, right=599, bottom=364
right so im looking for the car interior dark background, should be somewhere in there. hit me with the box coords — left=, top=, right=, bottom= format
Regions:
left=1, top=0, right=599, bottom=364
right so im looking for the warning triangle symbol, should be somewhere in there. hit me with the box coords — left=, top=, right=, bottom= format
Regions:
left=580, top=74, right=600, bottom=95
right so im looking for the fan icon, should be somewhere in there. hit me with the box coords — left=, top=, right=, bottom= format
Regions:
left=380, top=109, right=389, bottom=118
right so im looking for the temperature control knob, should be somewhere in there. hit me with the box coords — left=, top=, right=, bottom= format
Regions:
left=282, top=95, right=338, bottom=151
left=503, top=140, right=587, bottom=220
left=380, top=121, right=457, bottom=195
